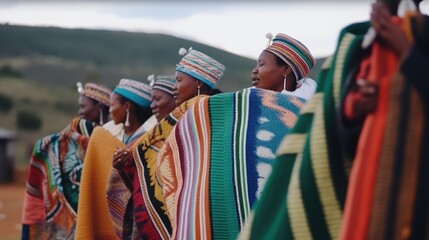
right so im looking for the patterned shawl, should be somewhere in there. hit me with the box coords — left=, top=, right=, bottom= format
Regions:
left=21, top=117, right=96, bottom=239
left=238, top=22, right=370, bottom=240
left=106, top=122, right=150, bottom=239
left=157, top=88, right=305, bottom=239
left=341, top=13, right=429, bottom=240
left=129, top=95, right=205, bottom=239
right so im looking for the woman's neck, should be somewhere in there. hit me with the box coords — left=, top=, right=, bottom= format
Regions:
left=124, top=124, right=139, bottom=136
left=123, top=116, right=143, bottom=135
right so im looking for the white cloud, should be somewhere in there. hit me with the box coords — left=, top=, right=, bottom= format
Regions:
left=3, top=1, right=429, bottom=59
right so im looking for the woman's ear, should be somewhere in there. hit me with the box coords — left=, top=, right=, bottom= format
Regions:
left=196, top=80, right=204, bottom=88
left=124, top=101, right=131, bottom=111
left=283, top=65, right=292, bottom=77
left=97, top=103, right=103, bottom=112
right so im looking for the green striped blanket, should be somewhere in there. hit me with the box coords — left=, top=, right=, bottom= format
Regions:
left=239, top=22, right=370, bottom=240
left=157, top=88, right=305, bottom=239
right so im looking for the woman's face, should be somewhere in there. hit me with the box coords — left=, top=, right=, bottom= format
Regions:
left=150, top=89, right=176, bottom=121
left=78, top=95, right=99, bottom=123
left=252, top=50, right=287, bottom=92
left=109, top=93, right=127, bottom=125
left=173, top=71, right=200, bottom=106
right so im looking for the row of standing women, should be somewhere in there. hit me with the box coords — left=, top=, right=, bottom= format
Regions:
left=22, top=0, right=427, bottom=238
left=21, top=31, right=316, bottom=239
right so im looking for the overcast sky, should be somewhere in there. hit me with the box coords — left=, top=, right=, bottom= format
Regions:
left=1, top=1, right=428, bottom=59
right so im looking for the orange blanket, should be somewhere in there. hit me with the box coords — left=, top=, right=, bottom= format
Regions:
left=75, top=127, right=125, bottom=240
left=340, top=37, right=399, bottom=239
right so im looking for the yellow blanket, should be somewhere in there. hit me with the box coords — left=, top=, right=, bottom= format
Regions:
left=75, top=127, right=125, bottom=239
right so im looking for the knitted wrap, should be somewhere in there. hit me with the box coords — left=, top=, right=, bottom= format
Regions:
left=157, top=88, right=305, bottom=239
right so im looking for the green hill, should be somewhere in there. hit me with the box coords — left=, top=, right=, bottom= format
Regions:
left=0, top=24, right=325, bottom=167
left=0, top=23, right=257, bottom=91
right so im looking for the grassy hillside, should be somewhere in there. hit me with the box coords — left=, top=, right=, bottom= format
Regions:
left=0, top=24, right=326, bottom=167
left=0, top=76, right=77, bottom=166
left=0, top=23, right=257, bottom=91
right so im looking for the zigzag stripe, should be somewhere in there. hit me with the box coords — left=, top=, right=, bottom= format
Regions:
left=181, top=60, right=219, bottom=81
left=185, top=53, right=225, bottom=72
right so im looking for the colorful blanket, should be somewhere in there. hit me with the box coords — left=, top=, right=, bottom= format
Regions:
left=341, top=13, right=429, bottom=240
left=130, top=95, right=205, bottom=239
left=156, top=88, right=305, bottom=239
left=238, top=22, right=370, bottom=240
left=339, top=28, right=399, bottom=240
left=74, top=127, right=125, bottom=240
left=106, top=122, right=149, bottom=239
left=21, top=117, right=95, bottom=239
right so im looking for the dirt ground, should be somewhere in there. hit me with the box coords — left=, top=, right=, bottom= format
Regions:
left=0, top=184, right=25, bottom=240
left=0, top=168, right=27, bottom=240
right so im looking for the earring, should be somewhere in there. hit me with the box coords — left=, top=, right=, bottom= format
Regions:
left=283, top=75, right=287, bottom=91
left=99, top=110, right=103, bottom=125
left=125, top=109, right=130, bottom=127
left=197, top=85, right=201, bottom=96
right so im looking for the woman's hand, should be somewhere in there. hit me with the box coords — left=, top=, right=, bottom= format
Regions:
left=371, top=2, right=411, bottom=58
left=112, top=148, right=132, bottom=170
left=352, top=79, right=379, bottom=120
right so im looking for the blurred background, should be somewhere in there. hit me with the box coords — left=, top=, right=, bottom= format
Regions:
left=0, top=1, right=428, bottom=239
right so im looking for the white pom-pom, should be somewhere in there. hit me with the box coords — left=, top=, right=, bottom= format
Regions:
left=398, top=0, right=416, bottom=17
left=265, top=33, right=273, bottom=48
left=362, top=27, right=376, bottom=49
left=76, top=82, right=84, bottom=94
left=147, top=74, right=155, bottom=82
left=179, top=47, right=187, bottom=56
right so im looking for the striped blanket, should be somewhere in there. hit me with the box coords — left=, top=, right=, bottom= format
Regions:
left=340, top=32, right=399, bottom=240
left=157, top=88, right=305, bottom=239
left=21, top=117, right=95, bottom=239
left=238, top=22, right=370, bottom=240
left=130, top=95, right=205, bottom=239
left=341, top=13, right=429, bottom=239
left=106, top=122, right=149, bottom=239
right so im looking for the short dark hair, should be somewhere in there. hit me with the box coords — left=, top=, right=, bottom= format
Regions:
left=118, top=95, right=152, bottom=125
left=274, top=54, right=288, bottom=67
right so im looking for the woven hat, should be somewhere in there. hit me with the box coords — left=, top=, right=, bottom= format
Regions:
left=147, top=74, right=176, bottom=95
left=176, top=47, right=225, bottom=89
left=113, top=79, right=151, bottom=108
left=76, top=82, right=112, bottom=107
left=265, top=33, right=315, bottom=81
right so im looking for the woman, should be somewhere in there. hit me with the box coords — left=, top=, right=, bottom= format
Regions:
left=252, top=33, right=317, bottom=100
left=77, top=82, right=111, bottom=125
left=238, top=1, right=426, bottom=239
left=173, top=47, right=225, bottom=106
left=109, top=78, right=153, bottom=145
left=156, top=39, right=311, bottom=238
left=340, top=1, right=429, bottom=239
left=238, top=25, right=371, bottom=240
left=75, top=78, right=153, bottom=239
left=102, top=78, right=155, bottom=238
left=21, top=82, right=112, bottom=240
left=148, top=74, right=177, bottom=121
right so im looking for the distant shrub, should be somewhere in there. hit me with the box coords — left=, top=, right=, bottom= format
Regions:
left=54, top=101, right=77, bottom=114
left=19, top=97, right=32, bottom=104
left=83, top=70, right=100, bottom=83
left=0, top=65, right=22, bottom=78
left=16, top=110, right=42, bottom=131
left=0, top=93, right=13, bottom=112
